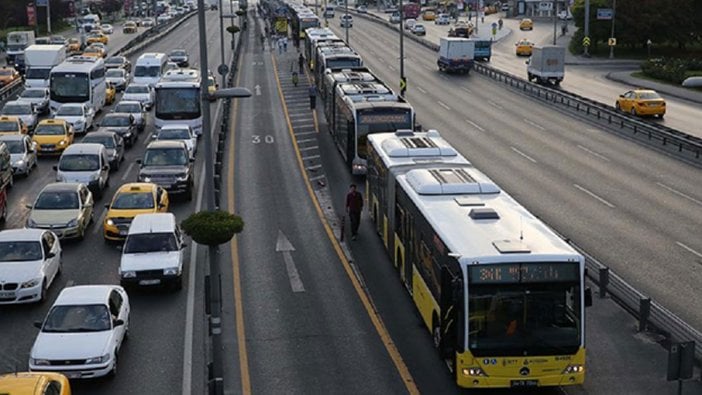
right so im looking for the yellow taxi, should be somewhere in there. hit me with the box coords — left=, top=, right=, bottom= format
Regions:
left=67, top=38, right=81, bottom=53
left=0, top=66, right=21, bottom=87
left=104, top=183, right=170, bottom=241
left=86, top=32, right=109, bottom=45
left=106, top=82, right=116, bottom=105
left=0, top=115, right=27, bottom=134
left=82, top=45, right=106, bottom=58
left=422, top=10, right=436, bottom=21
left=207, top=74, right=218, bottom=101
left=519, top=18, right=534, bottom=30
left=615, top=89, right=666, bottom=118
left=123, top=21, right=138, bottom=34
left=515, top=38, right=534, bottom=56
left=0, top=371, right=71, bottom=395
left=32, top=119, right=74, bottom=155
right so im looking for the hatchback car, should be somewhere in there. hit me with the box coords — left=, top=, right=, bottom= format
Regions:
left=340, top=15, right=353, bottom=28
left=29, top=285, right=130, bottom=379
left=0, top=134, right=37, bottom=176
left=0, top=228, right=62, bottom=304
left=114, top=101, right=146, bottom=132
left=137, top=141, right=194, bottom=200
left=515, top=38, right=534, bottom=56
left=0, top=115, right=27, bottom=135
left=27, top=183, right=94, bottom=240
left=422, top=10, right=436, bottom=21
left=105, top=56, right=132, bottom=72
left=389, top=12, right=401, bottom=24
left=411, top=24, right=427, bottom=36
left=615, top=89, right=666, bottom=118
left=356, top=5, right=367, bottom=13
left=32, top=119, right=74, bottom=156
left=67, top=38, right=81, bottom=53
left=82, top=131, right=125, bottom=171
left=435, top=14, right=450, bottom=25
left=404, top=18, right=416, bottom=30
left=97, top=113, right=138, bottom=147
left=168, top=49, right=189, bottom=67
left=53, top=103, right=94, bottom=134
left=122, top=83, right=154, bottom=109
left=18, top=88, right=50, bottom=114
left=54, top=144, right=110, bottom=198
left=100, top=24, right=114, bottom=34
left=153, top=124, right=197, bottom=158
left=106, top=68, right=129, bottom=91
left=0, top=371, right=71, bottom=394
left=519, top=18, right=534, bottom=30
left=103, top=183, right=169, bottom=241
left=82, top=45, right=106, bottom=59
left=1, top=100, right=38, bottom=132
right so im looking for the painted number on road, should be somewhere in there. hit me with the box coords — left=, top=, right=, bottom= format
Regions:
left=252, top=135, right=275, bottom=144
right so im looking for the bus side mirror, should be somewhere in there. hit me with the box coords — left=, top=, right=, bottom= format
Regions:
left=584, top=287, right=593, bottom=307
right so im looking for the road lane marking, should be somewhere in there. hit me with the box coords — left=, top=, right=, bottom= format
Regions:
left=574, top=184, right=616, bottom=208
left=465, top=119, right=485, bottom=132
left=276, top=231, right=305, bottom=292
left=271, top=52, right=419, bottom=395
left=656, top=182, right=702, bottom=207
left=423, top=64, right=433, bottom=71
left=523, top=118, right=546, bottom=131
left=577, top=145, right=610, bottom=162
left=437, top=101, right=451, bottom=111
left=510, top=147, right=537, bottom=163
left=121, top=162, right=135, bottom=180
left=676, top=242, right=702, bottom=259
left=416, top=86, right=427, bottom=94
left=461, top=87, right=472, bottom=94
left=92, top=209, right=107, bottom=235
left=487, top=99, right=503, bottom=109
left=302, top=154, right=320, bottom=160
left=298, top=146, right=319, bottom=151
left=296, top=138, right=316, bottom=143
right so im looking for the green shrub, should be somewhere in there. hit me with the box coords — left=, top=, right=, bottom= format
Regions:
left=641, top=57, right=702, bottom=84
left=181, top=210, right=244, bottom=246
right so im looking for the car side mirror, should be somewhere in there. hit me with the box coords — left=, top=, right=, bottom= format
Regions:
left=113, top=319, right=124, bottom=327
left=180, top=242, right=187, bottom=249
left=189, top=158, right=195, bottom=163
left=619, top=94, right=624, bottom=98
left=584, top=287, right=593, bottom=307
left=103, top=165, right=109, bottom=171
left=33, top=321, right=42, bottom=329
left=26, top=203, right=33, bottom=209
left=152, top=134, right=158, bottom=139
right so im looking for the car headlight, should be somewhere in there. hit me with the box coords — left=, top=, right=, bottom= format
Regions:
left=55, top=174, right=65, bottom=182
left=163, top=267, right=180, bottom=276
left=15, top=159, right=24, bottom=166
left=89, top=173, right=99, bottom=181
left=21, top=278, right=42, bottom=288
left=58, top=140, right=67, bottom=146
left=121, top=270, right=136, bottom=278
left=31, top=358, right=50, bottom=366
left=106, top=218, right=115, bottom=226
left=26, top=218, right=37, bottom=227
left=66, top=218, right=78, bottom=227
left=142, top=176, right=151, bottom=183
left=85, top=354, right=110, bottom=364
left=75, top=120, right=84, bottom=126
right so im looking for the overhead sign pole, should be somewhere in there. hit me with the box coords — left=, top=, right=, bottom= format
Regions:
left=583, top=0, right=590, bottom=56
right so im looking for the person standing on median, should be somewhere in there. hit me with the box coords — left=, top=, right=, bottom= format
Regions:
left=298, top=53, right=304, bottom=73
left=308, top=84, right=316, bottom=109
left=346, top=184, right=364, bottom=241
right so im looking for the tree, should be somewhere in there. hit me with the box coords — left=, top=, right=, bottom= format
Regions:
left=181, top=210, right=244, bottom=246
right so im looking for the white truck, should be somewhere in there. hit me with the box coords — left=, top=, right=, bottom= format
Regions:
left=6, top=31, right=36, bottom=64
left=24, top=45, right=67, bottom=89
left=527, top=45, right=565, bottom=86
left=437, top=37, right=475, bottom=74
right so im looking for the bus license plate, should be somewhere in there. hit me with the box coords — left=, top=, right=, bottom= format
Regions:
left=511, top=380, right=538, bottom=387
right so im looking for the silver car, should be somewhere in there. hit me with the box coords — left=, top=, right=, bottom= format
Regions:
left=0, top=134, right=37, bottom=176
left=18, top=88, right=50, bottom=114
left=106, top=68, right=129, bottom=91
left=1, top=100, right=38, bottom=131
left=114, top=101, right=146, bottom=132
left=26, top=183, right=94, bottom=240
left=122, top=83, right=154, bottom=109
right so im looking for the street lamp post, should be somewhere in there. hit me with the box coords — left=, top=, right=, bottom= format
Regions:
left=609, top=0, right=616, bottom=59
left=399, top=0, right=405, bottom=97
left=219, top=0, right=227, bottom=87
left=344, top=0, right=349, bottom=44
left=552, top=0, right=558, bottom=45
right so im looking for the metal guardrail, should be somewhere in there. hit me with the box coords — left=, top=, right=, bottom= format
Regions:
left=0, top=78, right=24, bottom=103
left=116, top=11, right=198, bottom=58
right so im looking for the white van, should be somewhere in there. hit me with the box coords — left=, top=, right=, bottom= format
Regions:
left=54, top=143, right=110, bottom=198
left=133, top=53, right=168, bottom=87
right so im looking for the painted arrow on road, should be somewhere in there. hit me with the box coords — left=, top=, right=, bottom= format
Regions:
left=255, top=85, right=261, bottom=96
left=276, top=230, right=305, bottom=292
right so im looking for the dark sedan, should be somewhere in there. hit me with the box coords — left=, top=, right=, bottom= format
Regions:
left=96, top=113, right=138, bottom=147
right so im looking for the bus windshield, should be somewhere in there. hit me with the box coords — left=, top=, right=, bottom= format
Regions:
left=155, top=87, right=200, bottom=119
left=356, top=107, right=412, bottom=159
left=134, top=65, right=161, bottom=78
left=50, top=72, right=90, bottom=102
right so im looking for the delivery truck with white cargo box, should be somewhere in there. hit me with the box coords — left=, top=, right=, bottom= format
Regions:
left=437, top=37, right=475, bottom=74
left=526, top=45, right=565, bottom=85
left=23, top=45, right=67, bottom=89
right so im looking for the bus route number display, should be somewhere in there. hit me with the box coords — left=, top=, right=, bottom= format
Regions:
left=358, top=113, right=409, bottom=124
left=469, top=263, right=578, bottom=284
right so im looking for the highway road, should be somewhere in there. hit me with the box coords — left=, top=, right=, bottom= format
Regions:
left=327, top=16, right=702, bottom=333
left=363, top=10, right=702, bottom=139
left=0, top=7, right=232, bottom=395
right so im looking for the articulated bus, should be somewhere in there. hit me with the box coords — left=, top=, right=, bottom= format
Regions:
left=290, top=9, right=321, bottom=40
left=315, top=46, right=363, bottom=84
left=303, top=28, right=343, bottom=71
left=154, top=68, right=203, bottom=136
left=366, top=130, right=591, bottom=390
left=49, top=56, right=106, bottom=114
left=330, top=84, right=414, bottom=175
left=321, top=67, right=377, bottom=111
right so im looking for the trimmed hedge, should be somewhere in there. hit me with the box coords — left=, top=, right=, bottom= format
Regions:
left=641, top=57, right=702, bottom=84
left=181, top=210, right=244, bottom=246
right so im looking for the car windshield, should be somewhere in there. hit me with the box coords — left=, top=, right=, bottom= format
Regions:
left=83, top=135, right=115, bottom=148
left=115, top=103, right=141, bottom=113
left=159, top=129, right=190, bottom=140
left=170, top=50, right=186, bottom=57
left=3, top=140, right=24, bottom=153
left=639, top=91, right=661, bottom=99
left=106, top=57, right=124, bottom=65
left=106, top=69, right=124, bottom=78
left=111, top=192, right=155, bottom=209
left=42, top=304, right=112, bottom=333
left=143, top=147, right=187, bottom=166
left=0, top=121, right=18, bottom=132
left=102, top=116, right=130, bottom=127
left=58, top=154, right=99, bottom=171
left=56, top=106, right=83, bottom=116
left=124, top=232, right=178, bottom=253
left=34, top=124, right=65, bottom=135
left=126, top=85, right=149, bottom=94
left=20, top=89, right=46, bottom=98
left=0, top=241, right=43, bottom=262
left=2, top=104, right=32, bottom=115
left=134, top=65, right=160, bottom=77
left=34, top=190, right=79, bottom=210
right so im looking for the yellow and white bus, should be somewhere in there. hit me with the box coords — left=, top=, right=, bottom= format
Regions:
left=367, top=130, right=591, bottom=389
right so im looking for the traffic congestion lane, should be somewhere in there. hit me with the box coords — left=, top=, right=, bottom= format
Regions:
left=328, top=16, right=702, bottom=352
left=0, top=8, right=228, bottom=395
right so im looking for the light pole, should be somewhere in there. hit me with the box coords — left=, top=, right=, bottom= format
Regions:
left=609, top=0, right=616, bottom=59
left=552, top=0, right=558, bottom=45
left=399, top=0, right=405, bottom=97
left=344, top=0, right=349, bottom=44
left=218, top=0, right=227, bottom=87
left=583, top=0, right=590, bottom=56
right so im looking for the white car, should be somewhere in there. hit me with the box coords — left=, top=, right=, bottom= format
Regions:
left=100, top=24, right=114, bottom=34
left=122, top=83, right=154, bottom=110
left=404, top=18, right=416, bottom=30
left=1, top=100, right=38, bottom=131
left=29, top=285, right=130, bottom=379
left=18, top=88, right=50, bottom=114
left=0, top=229, right=62, bottom=304
left=153, top=124, right=197, bottom=158
left=141, top=18, right=155, bottom=28
left=106, top=68, right=130, bottom=91
left=53, top=103, right=95, bottom=134
left=157, top=14, right=170, bottom=24
left=389, top=12, right=401, bottom=24
left=340, top=14, right=353, bottom=28
left=435, top=14, right=450, bottom=25
left=0, top=134, right=37, bottom=176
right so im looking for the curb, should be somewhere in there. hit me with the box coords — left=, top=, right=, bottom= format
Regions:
left=606, top=71, right=702, bottom=105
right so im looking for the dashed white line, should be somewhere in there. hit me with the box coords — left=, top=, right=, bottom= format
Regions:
left=465, top=119, right=485, bottom=132
left=574, top=184, right=616, bottom=208
left=417, top=86, right=427, bottom=94
left=388, top=65, right=396, bottom=71
left=676, top=242, right=702, bottom=259
left=523, top=118, right=546, bottom=131
left=298, top=146, right=319, bottom=151
left=302, top=154, right=320, bottom=160
left=423, top=64, right=433, bottom=71
left=121, top=162, right=136, bottom=181
left=296, top=138, right=316, bottom=143
left=306, top=164, right=322, bottom=170
left=487, top=100, right=503, bottom=109
left=510, top=147, right=537, bottom=163
left=577, top=145, right=610, bottom=162
left=437, top=101, right=451, bottom=111
left=656, top=182, right=702, bottom=207
left=92, top=209, right=107, bottom=235
left=461, top=87, right=472, bottom=94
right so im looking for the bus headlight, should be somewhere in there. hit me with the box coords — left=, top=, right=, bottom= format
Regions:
left=462, top=367, right=486, bottom=377
left=562, top=364, right=584, bottom=374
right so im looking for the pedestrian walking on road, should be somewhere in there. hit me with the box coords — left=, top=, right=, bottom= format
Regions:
left=277, top=38, right=283, bottom=54
left=298, top=53, right=304, bottom=73
left=346, top=184, right=363, bottom=240
left=308, top=84, right=316, bottom=109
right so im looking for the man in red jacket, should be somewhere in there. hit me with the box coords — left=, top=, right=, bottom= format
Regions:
left=345, top=184, right=363, bottom=240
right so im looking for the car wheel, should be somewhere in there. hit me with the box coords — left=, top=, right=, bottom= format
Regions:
left=78, top=223, right=86, bottom=240
left=172, top=275, right=183, bottom=292
left=108, top=353, right=117, bottom=378
left=39, top=279, right=47, bottom=303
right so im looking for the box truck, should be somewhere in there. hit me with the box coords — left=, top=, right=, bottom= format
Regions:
left=24, top=45, right=67, bottom=88
left=437, top=37, right=475, bottom=74
left=527, top=46, right=565, bottom=85
left=6, top=31, right=36, bottom=64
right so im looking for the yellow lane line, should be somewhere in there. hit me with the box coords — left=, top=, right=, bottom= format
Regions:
left=271, top=52, right=419, bottom=395
left=227, top=50, right=251, bottom=394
